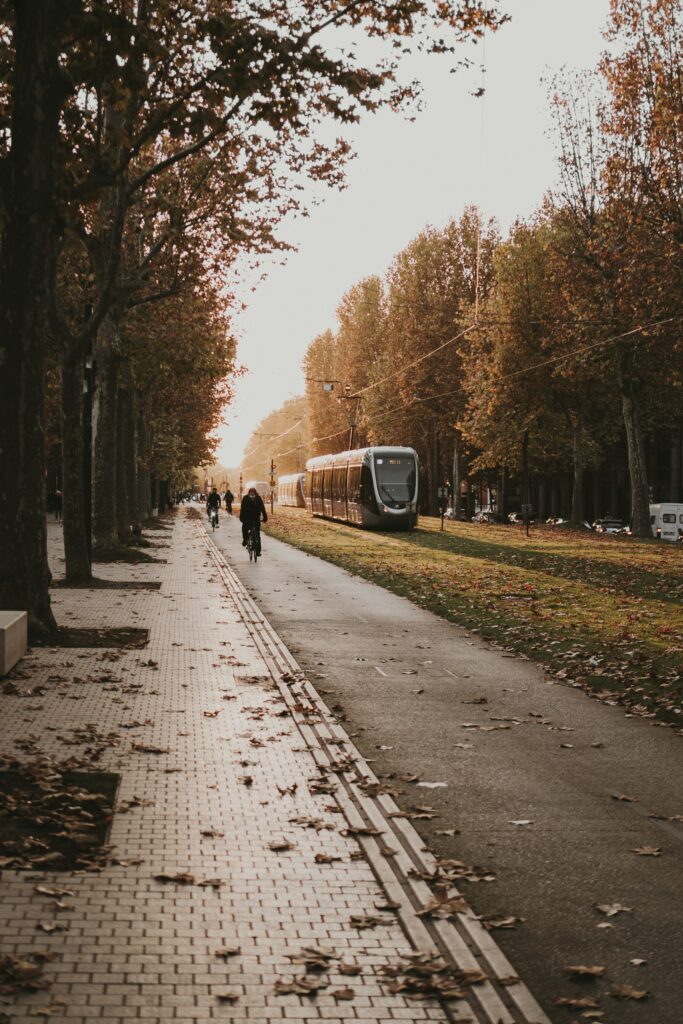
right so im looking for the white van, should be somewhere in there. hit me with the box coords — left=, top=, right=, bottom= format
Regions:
left=650, top=503, right=683, bottom=542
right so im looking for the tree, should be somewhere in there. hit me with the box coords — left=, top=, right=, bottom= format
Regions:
left=242, top=396, right=309, bottom=482
left=551, top=1, right=683, bottom=534
left=0, top=0, right=506, bottom=632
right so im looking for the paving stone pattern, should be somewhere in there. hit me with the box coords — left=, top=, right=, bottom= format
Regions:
left=0, top=517, right=448, bottom=1023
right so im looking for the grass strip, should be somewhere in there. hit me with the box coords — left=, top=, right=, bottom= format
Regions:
left=264, top=509, right=683, bottom=727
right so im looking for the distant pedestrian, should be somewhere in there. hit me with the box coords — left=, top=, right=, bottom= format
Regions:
left=224, top=489, right=234, bottom=515
left=53, top=489, right=62, bottom=521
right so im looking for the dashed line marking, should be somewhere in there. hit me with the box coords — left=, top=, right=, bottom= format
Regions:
left=374, top=665, right=388, bottom=677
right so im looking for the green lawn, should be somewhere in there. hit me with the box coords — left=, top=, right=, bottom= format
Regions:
left=264, top=509, right=683, bottom=726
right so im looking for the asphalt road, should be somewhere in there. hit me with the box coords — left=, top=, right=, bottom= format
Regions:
left=210, top=510, right=683, bottom=1023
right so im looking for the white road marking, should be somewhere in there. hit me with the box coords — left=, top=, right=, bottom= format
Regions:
left=374, top=665, right=388, bottom=677
left=444, top=669, right=457, bottom=678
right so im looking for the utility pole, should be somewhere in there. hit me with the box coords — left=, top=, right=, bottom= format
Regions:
left=306, top=378, right=360, bottom=450
left=269, top=459, right=276, bottom=514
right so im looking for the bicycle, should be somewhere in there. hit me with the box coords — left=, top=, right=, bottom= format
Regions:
left=246, top=522, right=260, bottom=562
left=209, top=507, right=219, bottom=531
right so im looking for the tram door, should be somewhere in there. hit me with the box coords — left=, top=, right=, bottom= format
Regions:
left=332, top=463, right=348, bottom=520
left=323, top=466, right=333, bottom=518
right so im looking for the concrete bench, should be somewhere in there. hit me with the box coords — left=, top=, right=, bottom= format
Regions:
left=0, top=611, right=28, bottom=676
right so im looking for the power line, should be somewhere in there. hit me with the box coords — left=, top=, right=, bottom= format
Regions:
left=242, top=417, right=304, bottom=461
left=271, top=314, right=679, bottom=463
left=348, top=324, right=475, bottom=399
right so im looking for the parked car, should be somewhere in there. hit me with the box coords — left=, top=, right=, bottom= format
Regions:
left=649, top=502, right=683, bottom=542
left=508, top=511, right=536, bottom=525
left=545, top=516, right=566, bottom=526
left=472, top=511, right=503, bottom=524
left=593, top=518, right=624, bottom=534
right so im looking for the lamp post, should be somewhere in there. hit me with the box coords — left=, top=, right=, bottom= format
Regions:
left=83, top=349, right=95, bottom=561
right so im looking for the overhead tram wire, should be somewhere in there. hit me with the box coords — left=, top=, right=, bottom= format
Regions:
left=241, top=417, right=304, bottom=461
left=270, top=314, right=680, bottom=464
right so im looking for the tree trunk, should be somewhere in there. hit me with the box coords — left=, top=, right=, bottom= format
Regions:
left=618, top=354, right=651, bottom=536
left=593, top=471, right=601, bottom=521
left=93, top=316, right=120, bottom=549
left=0, top=1, right=68, bottom=635
left=538, top=477, right=546, bottom=521
left=670, top=429, right=682, bottom=502
left=499, top=465, right=508, bottom=520
left=61, top=346, right=91, bottom=581
left=125, top=390, right=140, bottom=534
left=116, top=387, right=130, bottom=542
left=136, top=406, right=151, bottom=524
left=570, top=419, right=585, bottom=524
left=452, top=430, right=462, bottom=520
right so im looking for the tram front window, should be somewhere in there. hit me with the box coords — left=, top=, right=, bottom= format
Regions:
left=374, top=456, right=416, bottom=508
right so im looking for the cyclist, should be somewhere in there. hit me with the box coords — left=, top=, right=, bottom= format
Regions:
left=206, top=486, right=221, bottom=525
left=240, top=486, right=268, bottom=554
left=224, top=487, right=234, bottom=515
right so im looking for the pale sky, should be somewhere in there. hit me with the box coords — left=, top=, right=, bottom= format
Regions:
left=216, top=0, right=611, bottom=468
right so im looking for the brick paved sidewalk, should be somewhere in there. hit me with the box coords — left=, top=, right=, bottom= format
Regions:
left=0, top=514, right=451, bottom=1023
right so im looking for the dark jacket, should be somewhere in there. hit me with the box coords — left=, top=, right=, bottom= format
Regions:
left=240, top=493, right=267, bottom=524
left=207, top=491, right=221, bottom=509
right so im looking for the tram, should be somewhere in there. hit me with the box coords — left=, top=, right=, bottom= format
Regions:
left=243, top=479, right=273, bottom=503
left=305, top=446, right=418, bottom=530
left=278, top=472, right=306, bottom=508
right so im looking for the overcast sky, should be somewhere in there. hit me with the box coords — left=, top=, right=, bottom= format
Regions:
left=216, top=0, right=611, bottom=469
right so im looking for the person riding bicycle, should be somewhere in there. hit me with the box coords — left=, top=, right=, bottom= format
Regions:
left=206, top=486, right=221, bottom=524
left=240, top=486, right=267, bottom=554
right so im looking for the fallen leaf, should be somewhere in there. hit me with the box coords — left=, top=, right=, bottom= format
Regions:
left=611, top=793, right=634, bottom=802
left=416, top=894, right=469, bottom=919
left=203, top=710, right=221, bottom=718
left=435, top=828, right=460, bottom=837
left=338, top=962, right=362, bottom=976
left=331, top=987, right=355, bottom=1000
left=200, top=829, right=224, bottom=838
left=274, top=976, right=327, bottom=995
left=268, top=838, right=295, bottom=852
left=482, top=915, right=524, bottom=930
left=215, top=946, right=241, bottom=959
left=153, top=872, right=195, bottom=884
left=609, top=984, right=650, bottom=1000
left=314, top=853, right=342, bottom=864
left=595, top=902, right=631, bottom=916
left=630, top=958, right=647, bottom=966
left=37, top=921, right=68, bottom=934
left=509, top=819, right=533, bottom=826
left=216, top=989, right=240, bottom=1003
left=349, top=914, right=386, bottom=929
left=555, top=996, right=599, bottom=1009
left=564, top=965, right=605, bottom=978
left=632, top=846, right=662, bottom=856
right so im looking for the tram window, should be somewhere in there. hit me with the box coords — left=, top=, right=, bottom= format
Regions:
left=360, top=464, right=379, bottom=514
left=348, top=466, right=361, bottom=504
left=333, top=466, right=346, bottom=503
left=373, top=455, right=416, bottom=507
